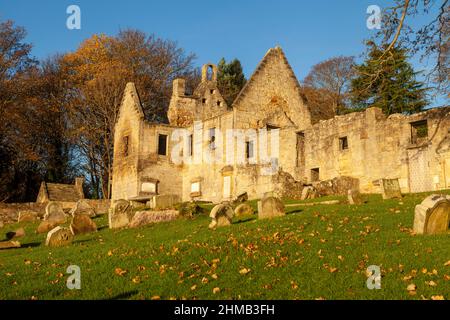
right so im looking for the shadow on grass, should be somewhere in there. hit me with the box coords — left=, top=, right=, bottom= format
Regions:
left=21, top=242, right=42, bottom=248
left=287, top=209, right=303, bottom=215
left=98, top=225, right=109, bottom=231
left=233, top=217, right=257, bottom=224
left=106, top=290, right=139, bottom=300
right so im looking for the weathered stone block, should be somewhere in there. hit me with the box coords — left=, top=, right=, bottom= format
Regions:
left=70, top=199, right=96, bottom=217
left=381, top=179, right=402, bottom=199
left=234, top=203, right=254, bottom=216
left=348, top=189, right=363, bottom=205
left=70, top=214, right=97, bottom=235
left=108, top=200, right=133, bottom=229
left=150, top=194, right=181, bottom=210
left=37, top=220, right=60, bottom=234
left=258, top=197, right=285, bottom=219
left=0, top=240, right=20, bottom=250
left=129, top=210, right=179, bottom=228
left=43, top=202, right=67, bottom=224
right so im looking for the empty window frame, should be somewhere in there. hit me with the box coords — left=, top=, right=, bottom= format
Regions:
left=339, top=136, right=349, bottom=150
left=246, top=140, right=254, bottom=160
left=410, top=120, right=428, bottom=144
left=311, top=168, right=320, bottom=182
left=209, top=128, right=216, bottom=150
left=157, top=134, right=168, bottom=156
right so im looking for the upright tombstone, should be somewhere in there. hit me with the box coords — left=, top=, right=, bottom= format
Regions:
left=348, top=189, right=363, bottom=205
left=209, top=204, right=234, bottom=229
left=108, top=200, right=133, bottom=229
left=301, top=186, right=317, bottom=200
left=381, top=179, right=402, bottom=199
left=70, top=214, right=97, bottom=235
left=70, top=199, right=96, bottom=217
left=413, top=195, right=450, bottom=235
left=43, top=202, right=67, bottom=224
left=258, top=196, right=285, bottom=219
left=45, top=226, right=74, bottom=247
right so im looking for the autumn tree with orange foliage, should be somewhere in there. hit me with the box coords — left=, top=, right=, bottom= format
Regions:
left=62, top=29, right=198, bottom=199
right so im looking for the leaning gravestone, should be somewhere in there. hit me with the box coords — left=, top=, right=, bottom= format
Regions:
left=70, top=214, right=97, bottom=235
left=18, top=210, right=38, bottom=223
left=108, top=200, right=133, bottom=229
left=413, top=194, right=450, bottom=235
left=43, top=202, right=67, bottom=224
left=258, top=196, right=285, bottom=219
left=234, top=203, right=254, bottom=216
left=348, top=189, right=363, bottom=205
left=45, top=226, right=74, bottom=247
left=209, top=204, right=234, bottom=229
left=70, top=199, right=96, bottom=217
left=381, top=178, right=402, bottom=199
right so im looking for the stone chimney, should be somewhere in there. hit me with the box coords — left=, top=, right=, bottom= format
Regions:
left=172, top=78, right=186, bottom=97
left=75, top=177, right=85, bottom=199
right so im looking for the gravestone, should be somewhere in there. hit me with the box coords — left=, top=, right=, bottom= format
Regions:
left=381, top=178, right=402, bottom=199
left=258, top=196, right=285, bottom=219
left=70, top=199, right=96, bottom=217
left=234, top=203, right=254, bottom=216
left=43, top=202, right=67, bottom=224
left=301, top=186, right=317, bottom=200
left=209, top=204, right=234, bottom=229
left=108, top=200, right=133, bottom=229
left=37, top=220, right=60, bottom=234
left=348, top=189, right=363, bottom=205
left=413, top=194, right=450, bottom=235
left=70, top=214, right=97, bottom=235
left=129, top=210, right=179, bottom=228
left=0, top=241, right=20, bottom=250
left=150, top=195, right=181, bottom=210
left=45, top=226, right=73, bottom=247
left=18, top=211, right=38, bottom=223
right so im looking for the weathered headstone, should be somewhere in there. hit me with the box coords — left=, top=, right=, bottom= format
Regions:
left=18, top=211, right=38, bottom=223
left=150, top=194, right=181, bottom=210
left=129, top=210, right=179, bottom=228
left=37, top=220, right=60, bottom=234
left=413, top=195, right=450, bottom=235
left=108, top=200, right=133, bottom=229
left=0, top=241, right=20, bottom=250
left=234, top=203, right=254, bottom=216
left=70, top=199, right=96, bottom=217
left=381, top=178, right=402, bottom=199
left=348, top=189, right=363, bottom=205
left=258, top=196, right=285, bottom=219
left=209, top=204, right=234, bottom=229
left=6, top=227, right=25, bottom=240
left=43, top=202, right=67, bottom=224
left=301, top=186, right=317, bottom=200
left=45, top=226, right=73, bottom=247
left=70, top=214, right=97, bottom=235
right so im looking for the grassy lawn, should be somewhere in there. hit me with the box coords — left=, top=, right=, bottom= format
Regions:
left=0, top=191, right=449, bottom=300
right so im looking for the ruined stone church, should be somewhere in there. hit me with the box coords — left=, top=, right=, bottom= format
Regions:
left=111, top=47, right=450, bottom=203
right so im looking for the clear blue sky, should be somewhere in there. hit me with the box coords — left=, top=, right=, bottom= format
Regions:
left=0, top=0, right=446, bottom=106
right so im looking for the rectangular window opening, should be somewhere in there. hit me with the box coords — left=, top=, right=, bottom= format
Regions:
left=339, top=136, right=349, bottom=150
left=123, top=136, right=129, bottom=157
left=311, top=168, right=320, bottom=182
left=410, top=120, right=428, bottom=144
left=158, top=134, right=168, bottom=156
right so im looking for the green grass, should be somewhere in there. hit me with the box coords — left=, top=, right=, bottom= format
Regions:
left=0, top=191, right=449, bottom=300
